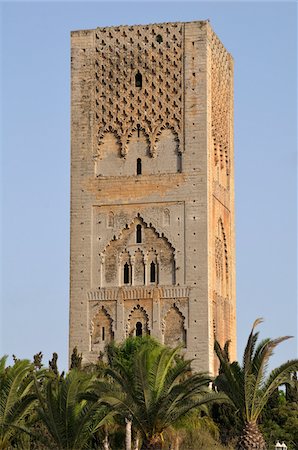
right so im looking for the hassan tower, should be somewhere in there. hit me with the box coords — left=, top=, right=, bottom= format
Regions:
left=69, top=20, right=236, bottom=374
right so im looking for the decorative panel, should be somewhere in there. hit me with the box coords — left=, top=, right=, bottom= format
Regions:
left=93, top=23, right=184, bottom=157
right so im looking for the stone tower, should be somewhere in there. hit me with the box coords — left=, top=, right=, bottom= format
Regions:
left=70, top=20, right=236, bottom=374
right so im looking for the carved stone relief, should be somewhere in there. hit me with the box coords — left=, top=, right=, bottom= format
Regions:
left=211, top=31, right=232, bottom=181
left=93, top=23, right=183, bottom=158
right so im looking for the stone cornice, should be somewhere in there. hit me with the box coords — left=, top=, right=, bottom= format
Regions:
left=87, top=285, right=189, bottom=301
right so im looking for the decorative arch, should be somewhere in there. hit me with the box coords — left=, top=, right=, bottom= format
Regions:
left=120, top=125, right=150, bottom=157
left=103, top=214, right=175, bottom=252
left=96, top=127, right=121, bottom=157
left=103, top=215, right=175, bottom=253
left=155, top=123, right=180, bottom=150
left=125, top=125, right=150, bottom=142
left=91, top=307, right=114, bottom=349
left=145, top=249, right=159, bottom=285
left=127, top=305, right=150, bottom=337
left=163, top=305, right=186, bottom=347
left=95, top=129, right=123, bottom=177
left=103, top=215, right=176, bottom=287
left=151, top=125, right=182, bottom=172
left=119, top=250, right=131, bottom=285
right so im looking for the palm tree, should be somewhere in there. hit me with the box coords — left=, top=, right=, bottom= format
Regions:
left=34, top=369, right=112, bottom=449
left=214, top=318, right=298, bottom=450
left=90, top=340, right=225, bottom=450
left=0, top=356, right=37, bottom=449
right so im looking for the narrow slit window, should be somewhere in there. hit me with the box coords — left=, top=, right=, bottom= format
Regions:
left=136, top=224, right=142, bottom=243
left=102, top=327, right=105, bottom=341
left=137, top=158, right=142, bottom=175
left=108, top=211, right=114, bottom=227
left=135, top=71, right=142, bottom=88
left=150, top=262, right=156, bottom=283
left=136, top=321, right=143, bottom=337
left=177, top=152, right=182, bottom=173
left=124, top=263, right=130, bottom=284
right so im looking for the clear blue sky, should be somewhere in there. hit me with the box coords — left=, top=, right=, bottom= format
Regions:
left=1, top=1, right=297, bottom=372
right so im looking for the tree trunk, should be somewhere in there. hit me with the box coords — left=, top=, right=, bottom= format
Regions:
left=133, top=435, right=140, bottom=450
left=237, top=421, right=266, bottom=450
left=126, top=417, right=132, bottom=450
left=103, top=428, right=110, bottom=450
left=174, top=436, right=180, bottom=450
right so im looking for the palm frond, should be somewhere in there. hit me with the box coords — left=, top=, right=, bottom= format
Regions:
left=253, top=358, right=298, bottom=420
left=243, top=318, right=263, bottom=373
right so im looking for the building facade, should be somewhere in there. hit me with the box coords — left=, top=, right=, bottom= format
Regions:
left=69, top=20, right=236, bottom=374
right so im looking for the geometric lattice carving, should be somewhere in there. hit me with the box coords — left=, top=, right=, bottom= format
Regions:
left=215, top=218, right=229, bottom=296
left=93, top=23, right=183, bottom=158
left=215, top=236, right=223, bottom=280
left=211, top=31, right=232, bottom=177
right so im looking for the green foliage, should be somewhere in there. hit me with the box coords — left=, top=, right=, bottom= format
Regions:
left=90, top=337, right=226, bottom=449
left=48, top=352, right=59, bottom=376
left=1, top=324, right=296, bottom=450
left=214, top=318, right=298, bottom=449
left=70, top=347, right=82, bottom=371
left=0, top=356, right=37, bottom=449
left=34, top=369, right=111, bottom=450
left=33, top=352, right=43, bottom=370
left=106, top=335, right=161, bottom=374
left=164, top=427, right=235, bottom=450
left=211, top=402, right=242, bottom=445
left=215, top=318, right=298, bottom=423
left=285, top=371, right=298, bottom=403
left=260, top=388, right=298, bottom=450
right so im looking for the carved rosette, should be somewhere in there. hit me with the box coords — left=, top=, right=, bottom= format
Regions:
left=93, top=23, right=183, bottom=158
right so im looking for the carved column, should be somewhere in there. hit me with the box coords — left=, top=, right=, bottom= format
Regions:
left=99, top=253, right=105, bottom=287
left=114, top=288, right=125, bottom=341
left=156, top=255, right=160, bottom=285
left=118, top=253, right=123, bottom=286
left=131, top=255, right=135, bottom=286
left=151, top=287, right=162, bottom=340
left=144, top=254, right=148, bottom=286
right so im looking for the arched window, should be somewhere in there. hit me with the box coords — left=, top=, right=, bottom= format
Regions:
left=137, top=158, right=142, bottom=175
left=156, top=34, right=163, bottom=44
left=150, top=262, right=156, bottom=283
left=102, top=327, right=105, bottom=341
left=136, top=224, right=142, bottom=243
left=124, top=263, right=130, bottom=284
left=136, top=321, right=143, bottom=337
left=135, top=71, right=142, bottom=88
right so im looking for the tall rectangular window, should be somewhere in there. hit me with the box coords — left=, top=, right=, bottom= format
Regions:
left=150, top=262, right=156, bottom=283
left=124, top=263, right=130, bottom=284
left=137, top=158, right=142, bottom=175
left=136, top=224, right=142, bottom=243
